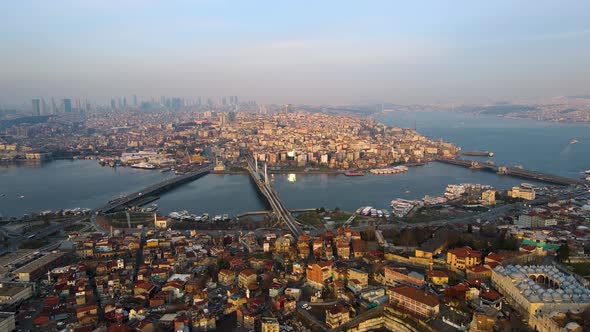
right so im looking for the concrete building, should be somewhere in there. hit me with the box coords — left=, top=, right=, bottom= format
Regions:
left=0, top=283, right=32, bottom=304
left=508, top=187, right=536, bottom=200
left=326, top=305, right=350, bottom=328
left=306, top=261, right=333, bottom=289
left=0, top=313, right=16, bottom=332
left=447, top=246, right=481, bottom=270
left=347, top=268, right=369, bottom=293
left=238, top=269, right=257, bottom=289
left=491, top=265, right=590, bottom=324
left=13, top=252, right=68, bottom=282
left=389, top=285, right=439, bottom=319
left=481, top=189, right=496, bottom=205
left=261, top=317, right=280, bottom=332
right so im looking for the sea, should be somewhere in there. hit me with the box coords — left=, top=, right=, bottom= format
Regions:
left=1, top=111, right=589, bottom=218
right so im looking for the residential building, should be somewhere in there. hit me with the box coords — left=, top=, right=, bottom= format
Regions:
left=389, top=285, right=440, bottom=318
left=447, top=246, right=481, bottom=270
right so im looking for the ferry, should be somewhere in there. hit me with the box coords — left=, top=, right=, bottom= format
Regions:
left=131, top=162, right=157, bottom=169
left=213, top=215, right=222, bottom=222
left=361, top=206, right=373, bottom=216
left=463, top=151, right=494, bottom=157
left=391, top=199, right=420, bottom=218
left=143, top=204, right=158, bottom=213
left=223, top=214, right=230, bottom=221
left=344, top=170, right=364, bottom=176
left=585, top=170, right=590, bottom=175
left=369, top=165, right=408, bottom=175
left=370, top=208, right=378, bottom=217
left=520, top=183, right=535, bottom=189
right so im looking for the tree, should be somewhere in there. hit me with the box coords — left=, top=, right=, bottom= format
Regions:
left=557, top=243, right=570, bottom=263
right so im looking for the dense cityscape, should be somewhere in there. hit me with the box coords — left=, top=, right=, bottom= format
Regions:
left=2, top=1, right=590, bottom=332
left=0, top=97, right=590, bottom=332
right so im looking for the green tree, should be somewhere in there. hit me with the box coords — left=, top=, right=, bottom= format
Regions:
left=557, top=243, right=570, bottom=263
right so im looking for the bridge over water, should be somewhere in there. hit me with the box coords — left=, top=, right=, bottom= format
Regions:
left=245, top=156, right=303, bottom=237
left=100, top=165, right=213, bottom=213
left=436, top=158, right=584, bottom=186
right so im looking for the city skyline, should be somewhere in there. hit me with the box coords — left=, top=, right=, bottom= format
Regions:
left=1, top=1, right=590, bottom=105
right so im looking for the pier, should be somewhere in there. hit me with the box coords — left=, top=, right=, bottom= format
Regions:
left=245, top=156, right=303, bottom=237
left=100, top=165, right=213, bottom=213
left=436, top=158, right=584, bottom=186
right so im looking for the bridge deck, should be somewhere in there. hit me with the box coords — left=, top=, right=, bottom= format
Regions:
left=101, top=165, right=212, bottom=213
left=245, top=157, right=302, bottom=237
left=436, top=158, right=583, bottom=186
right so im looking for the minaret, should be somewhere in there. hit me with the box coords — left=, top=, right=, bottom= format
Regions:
left=255, top=158, right=258, bottom=174
left=264, top=163, right=268, bottom=183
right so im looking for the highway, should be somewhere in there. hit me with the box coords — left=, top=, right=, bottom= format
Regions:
left=245, top=156, right=303, bottom=237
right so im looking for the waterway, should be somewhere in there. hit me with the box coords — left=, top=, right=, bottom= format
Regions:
left=1, top=112, right=588, bottom=217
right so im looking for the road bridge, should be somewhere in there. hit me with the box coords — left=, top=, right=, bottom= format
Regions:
left=100, top=165, right=213, bottom=213
left=245, top=156, right=303, bottom=237
left=436, top=158, right=584, bottom=186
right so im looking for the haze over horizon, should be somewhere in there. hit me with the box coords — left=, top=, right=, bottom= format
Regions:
left=1, top=0, right=590, bottom=106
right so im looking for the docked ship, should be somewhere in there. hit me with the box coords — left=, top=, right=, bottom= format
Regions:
left=143, top=204, right=158, bottom=212
left=344, top=170, right=364, bottom=176
left=131, top=162, right=157, bottom=169
left=462, top=151, right=494, bottom=157
left=369, top=165, right=408, bottom=175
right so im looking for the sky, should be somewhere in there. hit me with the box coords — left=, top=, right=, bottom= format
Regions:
left=1, top=0, right=590, bottom=105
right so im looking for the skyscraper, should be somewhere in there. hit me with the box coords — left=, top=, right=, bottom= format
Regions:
left=133, top=94, right=137, bottom=106
left=111, top=99, right=116, bottom=110
left=62, top=99, right=72, bottom=113
left=32, top=99, right=41, bottom=116
left=51, top=98, right=57, bottom=114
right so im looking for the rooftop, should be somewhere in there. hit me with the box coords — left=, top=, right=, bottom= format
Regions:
left=493, top=265, right=590, bottom=304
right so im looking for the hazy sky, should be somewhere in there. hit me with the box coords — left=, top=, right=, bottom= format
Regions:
left=1, top=0, right=590, bottom=105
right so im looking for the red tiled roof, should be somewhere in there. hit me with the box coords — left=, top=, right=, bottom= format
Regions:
left=391, top=285, right=439, bottom=307
left=448, top=246, right=480, bottom=259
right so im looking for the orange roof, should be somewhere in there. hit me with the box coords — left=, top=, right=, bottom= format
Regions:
left=426, top=270, right=448, bottom=278
left=467, top=266, right=491, bottom=274
left=391, top=285, right=439, bottom=307
left=448, top=246, right=480, bottom=259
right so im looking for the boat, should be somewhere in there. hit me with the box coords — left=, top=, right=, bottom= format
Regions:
left=131, top=162, right=157, bottom=169
left=570, top=139, right=578, bottom=145
left=144, top=204, right=158, bottom=212
left=201, top=213, right=209, bottom=221
left=223, top=214, right=229, bottom=221
left=520, top=183, right=534, bottom=189
left=462, top=151, right=494, bottom=157
left=361, top=206, right=372, bottom=216
left=344, top=170, right=364, bottom=176
left=213, top=215, right=222, bottom=222
left=18, top=195, right=25, bottom=199
left=369, top=166, right=408, bottom=175
left=355, top=207, right=363, bottom=214
left=585, top=170, right=590, bottom=175
left=160, top=167, right=171, bottom=173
